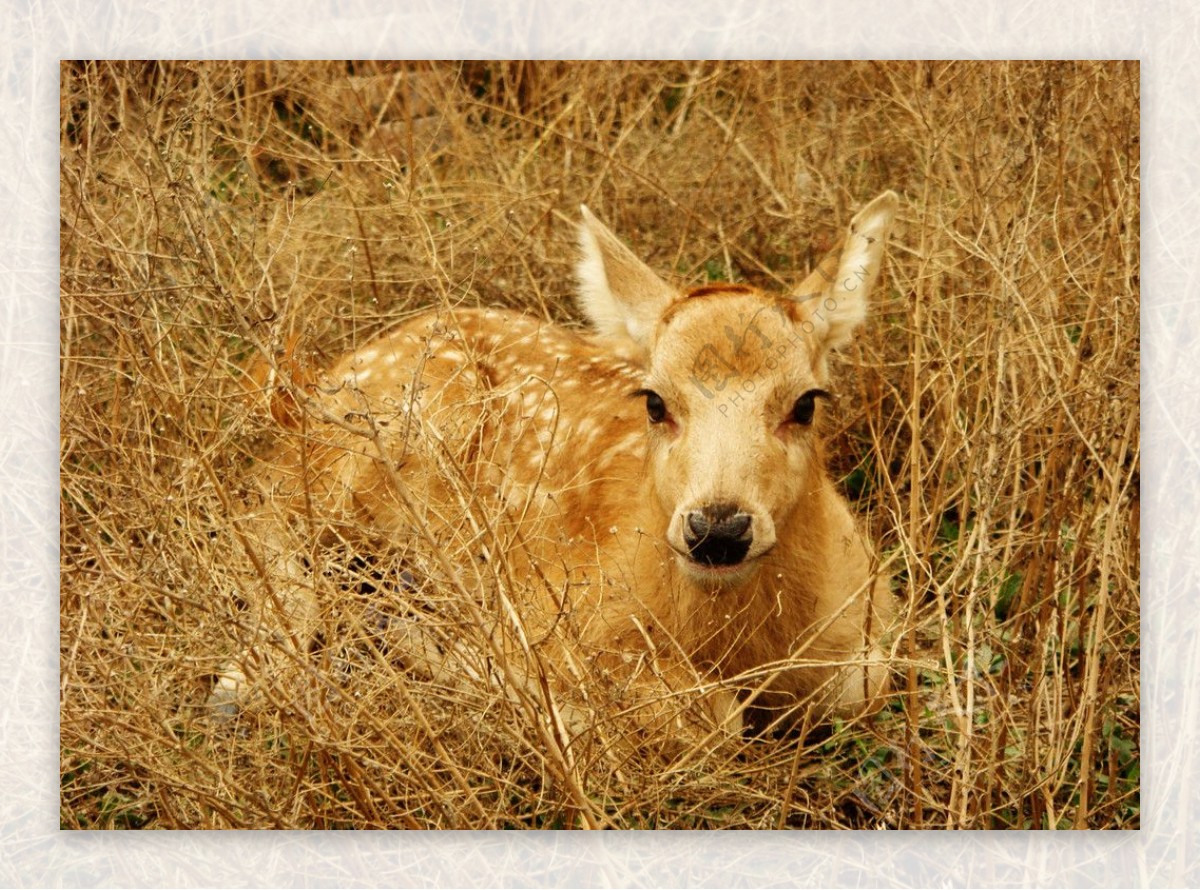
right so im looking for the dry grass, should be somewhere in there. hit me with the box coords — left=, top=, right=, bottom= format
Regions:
left=59, top=60, right=1139, bottom=830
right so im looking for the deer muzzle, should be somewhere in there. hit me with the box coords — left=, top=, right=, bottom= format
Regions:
left=683, top=503, right=754, bottom=567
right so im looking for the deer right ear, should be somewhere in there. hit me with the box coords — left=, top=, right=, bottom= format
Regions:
left=576, top=206, right=677, bottom=358
left=793, top=191, right=899, bottom=352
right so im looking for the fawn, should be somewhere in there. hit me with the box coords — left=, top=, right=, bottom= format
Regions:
left=211, top=192, right=900, bottom=741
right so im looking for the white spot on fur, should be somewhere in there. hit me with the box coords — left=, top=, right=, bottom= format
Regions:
left=616, top=432, right=642, bottom=452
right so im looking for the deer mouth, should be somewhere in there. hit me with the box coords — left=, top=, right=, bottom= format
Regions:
left=673, top=547, right=767, bottom=586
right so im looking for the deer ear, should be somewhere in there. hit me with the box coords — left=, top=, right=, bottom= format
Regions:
left=794, top=191, right=899, bottom=350
left=576, top=206, right=677, bottom=356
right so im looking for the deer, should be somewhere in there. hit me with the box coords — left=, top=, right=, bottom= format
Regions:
left=209, top=191, right=900, bottom=746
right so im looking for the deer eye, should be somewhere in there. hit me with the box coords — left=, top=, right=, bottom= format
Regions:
left=634, top=389, right=668, bottom=424
left=791, top=390, right=828, bottom=426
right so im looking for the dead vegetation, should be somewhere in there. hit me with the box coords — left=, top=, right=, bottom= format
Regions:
left=59, top=60, right=1139, bottom=829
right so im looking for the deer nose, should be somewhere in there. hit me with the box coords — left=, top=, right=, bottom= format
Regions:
left=683, top=503, right=753, bottom=566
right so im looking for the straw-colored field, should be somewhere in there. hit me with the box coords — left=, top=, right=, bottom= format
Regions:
left=60, top=60, right=1139, bottom=829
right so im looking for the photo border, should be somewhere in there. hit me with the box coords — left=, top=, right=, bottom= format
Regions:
left=16, top=2, right=1179, bottom=885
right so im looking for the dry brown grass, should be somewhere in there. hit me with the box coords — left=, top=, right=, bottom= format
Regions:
left=59, top=60, right=1139, bottom=829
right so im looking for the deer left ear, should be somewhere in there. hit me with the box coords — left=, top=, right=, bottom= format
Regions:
left=576, top=206, right=677, bottom=358
left=794, top=191, right=899, bottom=351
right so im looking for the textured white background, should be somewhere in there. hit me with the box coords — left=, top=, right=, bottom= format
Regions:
left=8, top=0, right=1182, bottom=886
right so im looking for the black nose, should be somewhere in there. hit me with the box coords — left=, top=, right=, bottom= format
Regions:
left=684, top=503, right=753, bottom=566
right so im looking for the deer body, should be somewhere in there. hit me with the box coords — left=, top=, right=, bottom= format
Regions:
left=214, top=193, right=900, bottom=735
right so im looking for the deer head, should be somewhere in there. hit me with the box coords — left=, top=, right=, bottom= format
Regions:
left=576, top=192, right=899, bottom=585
